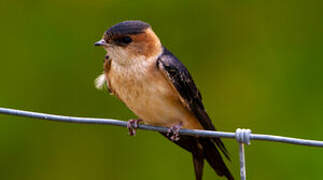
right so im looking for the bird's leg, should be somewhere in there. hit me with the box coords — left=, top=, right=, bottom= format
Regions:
left=127, top=119, right=143, bottom=136
left=167, top=122, right=183, bottom=141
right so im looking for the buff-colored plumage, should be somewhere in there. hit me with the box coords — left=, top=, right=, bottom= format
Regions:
left=96, top=28, right=202, bottom=129
left=107, top=54, right=202, bottom=129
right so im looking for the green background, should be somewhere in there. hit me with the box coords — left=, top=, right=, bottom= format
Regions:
left=0, top=0, right=322, bottom=179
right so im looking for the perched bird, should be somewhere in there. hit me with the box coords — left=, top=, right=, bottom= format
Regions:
left=94, top=20, right=233, bottom=180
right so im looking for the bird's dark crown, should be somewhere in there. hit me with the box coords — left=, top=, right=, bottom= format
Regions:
left=105, top=20, right=150, bottom=36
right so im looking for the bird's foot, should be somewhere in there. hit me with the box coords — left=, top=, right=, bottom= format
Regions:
left=167, top=122, right=183, bottom=141
left=127, top=119, right=143, bottom=136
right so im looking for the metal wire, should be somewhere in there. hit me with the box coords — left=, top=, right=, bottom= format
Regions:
left=238, top=143, right=246, bottom=180
left=235, top=128, right=251, bottom=180
left=1, top=107, right=323, bottom=180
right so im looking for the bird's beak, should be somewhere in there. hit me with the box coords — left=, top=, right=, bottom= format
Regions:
left=94, top=39, right=107, bottom=46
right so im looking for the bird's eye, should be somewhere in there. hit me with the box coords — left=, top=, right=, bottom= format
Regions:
left=121, top=36, right=133, bottom=44
left=115, top=36, right=133, bottom=45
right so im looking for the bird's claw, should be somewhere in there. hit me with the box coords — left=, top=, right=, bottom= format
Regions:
left=167, top=122, right=183, bottom=141
left=127, top=119, right=143, bottom=136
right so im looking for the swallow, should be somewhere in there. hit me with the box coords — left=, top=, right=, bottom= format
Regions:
left=94, top=20, right=233, bottom=180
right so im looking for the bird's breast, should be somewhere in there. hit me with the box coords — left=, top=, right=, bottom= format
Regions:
left=106, top=59, right=201, bottom=129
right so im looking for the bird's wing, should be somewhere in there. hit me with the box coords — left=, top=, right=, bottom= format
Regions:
left=157, top=47, right=229, bottom=158
left=157, top=47, right=214, bottom=130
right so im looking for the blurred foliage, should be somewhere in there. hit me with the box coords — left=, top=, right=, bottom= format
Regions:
left=0, top=0, right=322, bottom=179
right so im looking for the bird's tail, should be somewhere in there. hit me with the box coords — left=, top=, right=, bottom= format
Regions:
left=199, top=138, right=234, bottom=180
left=160, top=133, right=233, bottom=180
left=192, top=149, right=204, bottom=180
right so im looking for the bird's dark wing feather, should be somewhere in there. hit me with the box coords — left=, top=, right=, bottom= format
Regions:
left=156, top=48, right=213, bottom=129
left=156, top=47, right=229, bottom=159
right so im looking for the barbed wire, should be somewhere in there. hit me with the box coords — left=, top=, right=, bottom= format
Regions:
left=0, top=107, right=323, bottom=180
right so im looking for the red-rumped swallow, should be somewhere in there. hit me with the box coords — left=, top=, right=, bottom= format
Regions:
left=94, top=20, right=233, bottom=180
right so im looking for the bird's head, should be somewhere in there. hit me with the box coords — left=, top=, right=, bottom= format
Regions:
left=95, top=20, right=162, bottom=65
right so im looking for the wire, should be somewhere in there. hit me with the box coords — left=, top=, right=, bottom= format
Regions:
left=1, top=107, right=323, bottom=180
left=0, top=107, right=322, bottom=147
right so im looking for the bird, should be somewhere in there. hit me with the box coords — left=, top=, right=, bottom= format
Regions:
left=94, top=20, right=233, bottom=180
